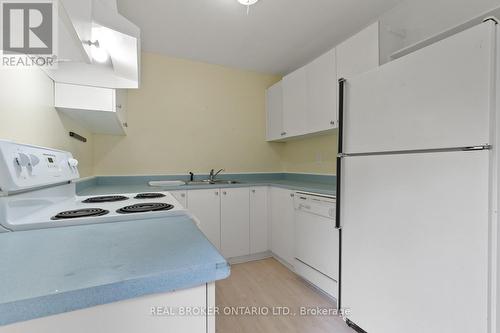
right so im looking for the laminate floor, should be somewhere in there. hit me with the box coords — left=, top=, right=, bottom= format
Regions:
left=216, top=258, right=355, bottom=333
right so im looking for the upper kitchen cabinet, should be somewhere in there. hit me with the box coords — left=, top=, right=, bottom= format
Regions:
left=266, top=22, right=379, bottom=142
left=278, top=50, right=336, bottom=140
left=282, top=66, right=308, bottom=138
left=56, top=0, right=92, bottom=65
left=46, top=0, right=141, bottom=89
left=55, top=83, right=128, bottom=135
left=306, top=49, right=337, bottom=133
left=337, top=22, right=380, bottom=79
left=265, top=81, right=283, bottom=141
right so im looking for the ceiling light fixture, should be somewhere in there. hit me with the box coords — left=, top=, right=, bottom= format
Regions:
left=238, top=0, right=259, bottom=15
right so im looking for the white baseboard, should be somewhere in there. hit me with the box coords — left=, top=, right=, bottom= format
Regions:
left=228, top=251, right=273, bottom=264
left=269, top=252, right=295, bottom=271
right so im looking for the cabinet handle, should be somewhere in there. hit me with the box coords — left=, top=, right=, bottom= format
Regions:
left=330, top=121, right=335, bottom=126
left=181, top=193, right=185, bottom=198
left=215, top=192, right=219, bottom=196
left=251, top=189, right=256, bottom=193
left=117, top=104, right=122, bottom=109
left=122, top=122, right=128, bottom=128
left=222, top=191, right=227, bottom=195
left=281, top=132, right=287, bottom=136
left=290, top=193, right=294, bottom=197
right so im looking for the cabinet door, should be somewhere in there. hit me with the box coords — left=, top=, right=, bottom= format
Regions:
left=187, top=189, right=221, bottom=249
left=54, top=83, right=126, bottom=135
left=249, top=187, right=269, bottom=254
left=55, top=83, right=115, bottom=111
left=115, top=89, right=127, bottom=127
left=169, top=190, right=187, bottom=208
left=306, top=48, right=338, bottom=132
left=282, top=67, right=307, bottom=137
left=60, top=0, right=92, bottom=60
left=269, top=187, right=295, bottom=266
left=266, top=81, right=283, bottom=141
left=337, top=22, right=379, bottom=79
left=220, top=188, right=250, bottom=258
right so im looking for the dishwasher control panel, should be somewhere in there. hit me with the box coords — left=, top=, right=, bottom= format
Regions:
left=294, top=192, right=336, bottom=220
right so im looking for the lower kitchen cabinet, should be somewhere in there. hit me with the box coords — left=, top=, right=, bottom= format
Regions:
left=220, top=188, right=250, bottom=258
left=269, top=187, right=295, bottom=266
left=250, top=187, right=269, bottom=254
left=187, top=189, right=221, bottom=249
left=169, top=190, right=187, bottom=208
left=185, top=186, right=270, bottom=260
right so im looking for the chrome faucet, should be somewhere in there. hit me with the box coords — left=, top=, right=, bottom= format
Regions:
left=209, top=168, right=225, bottom=182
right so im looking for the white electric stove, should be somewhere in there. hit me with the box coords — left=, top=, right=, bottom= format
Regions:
left=0, top=140, right=187, bottom=231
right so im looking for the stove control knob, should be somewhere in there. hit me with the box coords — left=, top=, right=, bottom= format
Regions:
left=68, top=158, right=79, bottom=168
left=29, top=154, right=40, bottom=167
left=15, top=153, right=30, bottom=168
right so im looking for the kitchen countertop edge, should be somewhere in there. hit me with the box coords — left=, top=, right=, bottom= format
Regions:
left=0, top=217, right=230, bottom=327
left=0, top=263, right=230, bottom=326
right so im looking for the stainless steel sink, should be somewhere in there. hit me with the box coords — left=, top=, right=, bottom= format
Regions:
left=211, top=180, right=240, bottom=184
left=186, top=180, right=211, bottom=185
left=186, top=180, right=240, bottom=185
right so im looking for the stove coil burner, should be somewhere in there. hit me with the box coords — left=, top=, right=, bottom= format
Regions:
left=82, top=195, right=129, bottom=203
left=134, top=193, right=166, bottom=199
left=51, top=208, right=109, bottom=220
left=117, top=203, right=174, bottom=214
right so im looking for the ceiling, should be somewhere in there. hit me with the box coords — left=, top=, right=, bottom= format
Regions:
left=117, top=0, right=402, bottom=75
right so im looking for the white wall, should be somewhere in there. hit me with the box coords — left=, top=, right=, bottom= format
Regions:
left=379, top=0, right=500, bottom=62
left=0, top=67, right=94, bottom=177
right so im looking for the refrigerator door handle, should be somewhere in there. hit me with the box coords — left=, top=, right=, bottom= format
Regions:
left=340, top=144, right=492, bottom=158
left=336, top=78, right=346, bottom=230
left=337, top=78, right=346, bottom=156
left=464, top=145, right=492, bottom=151
left=336, top=78, right=346, bottom=312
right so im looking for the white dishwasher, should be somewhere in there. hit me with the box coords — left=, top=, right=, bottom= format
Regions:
left=294, top=191, right=339, bottom=298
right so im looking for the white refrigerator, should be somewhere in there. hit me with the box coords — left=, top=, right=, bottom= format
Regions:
left=338, top=20, right=498, bottom=333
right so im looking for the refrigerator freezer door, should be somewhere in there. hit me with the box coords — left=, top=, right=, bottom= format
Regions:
left=341, top=150, right=489, bottom=333
left=344, top=22, right=494, bottom=154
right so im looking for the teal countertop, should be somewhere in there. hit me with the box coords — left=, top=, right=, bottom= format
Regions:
left=77, top=173, right=336, bottom=197
left=0, top=216, right=230, bottom=326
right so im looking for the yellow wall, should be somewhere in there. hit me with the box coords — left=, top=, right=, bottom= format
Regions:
left=279, top=133, right=337, bottom=174
left=0, top=67, right=94, bottom=177
left=93, top=53, right=285, bottom=175
left=0, top=54, right=337, bottom=178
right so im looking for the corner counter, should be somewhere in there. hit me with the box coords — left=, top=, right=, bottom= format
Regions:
left=0, top=215, right=229, bottom=331
left=76, top=173, right=337, bottom=197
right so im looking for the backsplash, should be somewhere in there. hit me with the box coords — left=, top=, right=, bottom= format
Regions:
left=75, top=172, right=336, bottom=193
